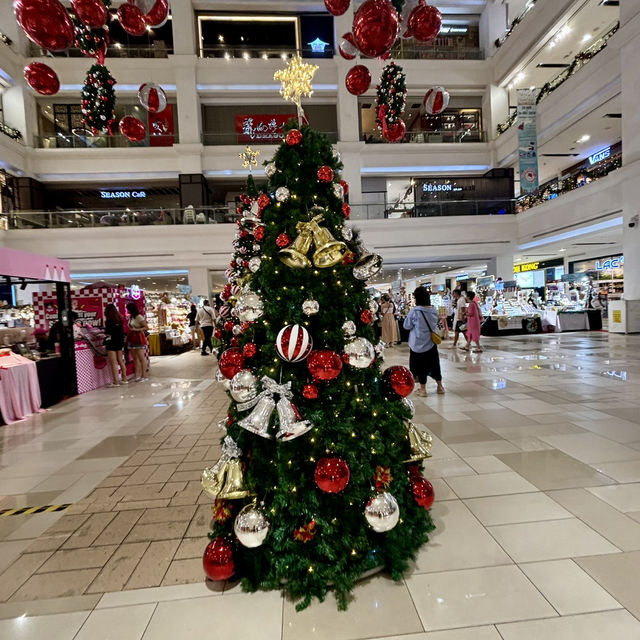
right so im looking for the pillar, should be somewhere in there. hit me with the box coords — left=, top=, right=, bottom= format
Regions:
left=478, top=0, right=508, bottom=60
left=486, top=252, right=514, bottom=281
left=171, top=56, right=201, bottom=145
left=482, top=85, right=509, bottom=144
left=336, top=144, right=363, bottom=205
left=2, top=84, right=37, bottom=146
left=188, top=267, right=210, bottom=299
left=170, top=0, right=197, bottom=56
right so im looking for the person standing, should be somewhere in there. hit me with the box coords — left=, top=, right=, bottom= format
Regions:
left=187, top=303, right=199, bottom=350
left=463, top=290, right=483, bottom=352
left=197, top=299, right=216, bottom=356
left=104, top=303, right=128, bottom=386
left=452, top=289, right=467, bottom=348
left=403, top=287, right=445, bottom=397
left=126, top=302, right=149, bottom=382
left=380, top=294, right=399, bottom=346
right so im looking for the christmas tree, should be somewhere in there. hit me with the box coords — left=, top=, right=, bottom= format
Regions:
left=202, top=97, right=435, bottom=608
left=81, top=63, right=116, bottom=135
left=376, top=62, right=407, bottom=142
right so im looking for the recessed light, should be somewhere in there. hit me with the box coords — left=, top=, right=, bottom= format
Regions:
left=577, top=134, right=590, bottom=143
left=581, top=34, right=592, bottom=43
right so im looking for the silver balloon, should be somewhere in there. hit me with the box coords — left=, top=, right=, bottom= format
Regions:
left=342, top=320, right=356, bottom=336
left=365, top=492, right=400, bottom=532
left=333, top=183, right=344, bottom=200
left=275, top=396, right=312, bottom=441
left=248, top=257, right=261, bottom=273
left=275, top=186, right=290, bottom=202
left=402, top=396, right=415, bottom=418
left=344, top=337, right=376, bottom=368
left=238, top=394, right=275, bottom=439
left=234, top=503, right=270, bottom=548
left=341, top=226, right=353, bottom=241
left=236, top=291, right=264, bottom=322
left=302, top=299, right=320, bottom=316
left=353, top=254, right=383, bottom=280
left=230, top=370, right=259, bottom=403
left=265, top=162, right=277, bottom=178
left=369, top=299, right=379, bottom=313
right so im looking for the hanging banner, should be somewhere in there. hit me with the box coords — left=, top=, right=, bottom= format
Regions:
left=149, top=104, right=174, bottom=147
left=235, top=114, right=297, bottom=143
left=517, top=88, right=539, bottom=194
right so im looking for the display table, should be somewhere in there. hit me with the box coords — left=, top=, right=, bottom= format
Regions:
left=482, top=316, right=541, bottom=336
left=557, top=311, right=590, bottom=332
left=75, top=340, right=111, bottom=393
left=0, top=353, right=43, bottom=424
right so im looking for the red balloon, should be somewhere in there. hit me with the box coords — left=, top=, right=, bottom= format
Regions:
left=345, top=64, right=371, bottom=96
left=410, top=476, right=435, bottom=509
left=24, top=62, right=59, bottom=95
left=145, top=0, right=168, bottom=27
left=383, top=365, right=415, bottom=398
left=353, top=0, right=399, bottom=58
left=286, top=129, right=302, bottom=146
left=314, top=456, right=350, bottom=493
left=71, top=0, right=107, bottom=28
left=317, top=166, right=334, bottom=183
left=302, top=383, right=319, bottom=400
left=218, top=347, right=245, bottom=379
left=203, top=537, right=234, bottom=581
left=307, top=350, right=342, bottom=381
left=119, top=116, right=146, bottom=142
left=324, top=0, right=350, bottom=16
left=118, top=3, right=146, bottom=36
left=14, top=0, right=74, bottom=52
left=339, top=32, right=358, bottom=60
left=408, top=1, right=441, bottom=43
left=383, top=119, right=406, bottom=143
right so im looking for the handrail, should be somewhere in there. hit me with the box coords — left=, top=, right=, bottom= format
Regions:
left=362, top=130, right=486, bottom=144
left=34, top=133, right=175, bottom=149
left=28, top=42, right=172, bottom=58
left=390, top=42, right=484, bottom=60
left=202, top=132, right=339, bottom=145
left=200, top=45, right=333, bottom=60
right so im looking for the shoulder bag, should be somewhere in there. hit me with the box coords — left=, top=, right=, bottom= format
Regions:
left=419, top=309, right=442, bottom=346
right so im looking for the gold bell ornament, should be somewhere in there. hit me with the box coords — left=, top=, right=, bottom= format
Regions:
left=201, top=436, right=250, bottom=500
left=404, top=421, right=433, bottom=462
left=309, top=218, right=348, bottom=268
left=279, top=221, right=314, bottom=268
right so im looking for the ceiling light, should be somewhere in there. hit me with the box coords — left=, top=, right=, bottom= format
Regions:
left=224, top=52, right=231, bottom=60
left=218, top=34, right=224, bottom=43
left=581, top=34, right=592, bottom=43
left=577, top=134, right=591, bottom=143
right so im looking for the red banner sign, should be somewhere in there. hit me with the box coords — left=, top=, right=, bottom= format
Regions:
left=149, top=104, right=174, bottom=147
left=235, top=114, right=297, bottom=143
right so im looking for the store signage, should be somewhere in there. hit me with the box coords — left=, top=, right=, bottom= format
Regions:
left=100, top=190, right=146, bottom=200
left=517, top=88, right=539, bottom=194
left=477, top=276, right=495, bottom=287
left=595, top=256, right=623, bottom=271
left=456, top=273, right=469, bottom=281
left=562, top=273, right=586, bottom=283
left=307, top=37, right=329, bottom=53
left=589, top=147, right=611, bottom=166
left=422, top=182, right=461, bottom=193
left=235, top=114, right=297, bottom=143
left=514, top=261, right=540, bottom=273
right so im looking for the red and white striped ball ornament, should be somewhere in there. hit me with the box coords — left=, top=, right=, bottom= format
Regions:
left=422, top=86, right=450, bottom=116
left=276, top=324, right=313, bottom=362
left=338, top=32, right=359, bottom=60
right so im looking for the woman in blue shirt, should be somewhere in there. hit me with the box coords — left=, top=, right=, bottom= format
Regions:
left=403, top=287, right=445, bottom=397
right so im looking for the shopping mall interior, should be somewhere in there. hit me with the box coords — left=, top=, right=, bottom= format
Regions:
left=1, top=0, right=640, bottom=638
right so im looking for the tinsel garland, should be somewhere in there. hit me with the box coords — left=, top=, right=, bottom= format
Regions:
left=81, top=64, right=117, bottom=135
left=0, top=122, right=22, bottom=141
left=375, top=62, right=406, bottom=131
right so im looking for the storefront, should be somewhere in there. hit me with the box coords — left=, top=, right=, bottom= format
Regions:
left=514, top=258, right=565, bottom=295
left=570, top=254, right=624, bottom=298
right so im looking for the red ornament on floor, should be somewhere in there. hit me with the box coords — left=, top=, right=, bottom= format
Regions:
left=286, top=129, right=303, bottom=146
left=314, top=456, right=350, bottom=493
left=203, top=537, right=234, bottom=581
left=317, top=166, right=335, bottom=183
left=410, top=476, right=435, bottom=509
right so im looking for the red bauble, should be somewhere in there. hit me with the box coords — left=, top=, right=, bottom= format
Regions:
left=324, top=0, right=350, bottom=16
left=307, top=350, right=342, bottom=381
left=224, top=320, right=234, bottom=332
left=14, top=0, right=74, bottom=52
left=231, top=336, right=239, bottom=347
left=302, top=383, right=319, bottom=399
left=203, top=537, right=234, bottom=581
left=314, top=456, right=350, bottom=493
left=339, top=32, right=359, bottom=60
left=352, top=0, right=399, bottom=58
left=342, top=203, right=351, bottom=219
left=243, top=342, right=257, bottom=358
left=257, top=194, right=270, bottom=211
left=383, top=119, right=406, bottom=143
left=382, top=365, right=415, bottom=398
left=286, top=129, right=303, bottom=146
left=218, top=347, right=245, bottom=379
left=118, top=3, right=147, bottom=36
left=119, top=116, right=146, bottom=142
left=317, top=166, right=335, bottom=183
left=408, top=1, right=441, bottom=43
left=71, top=0, right=107, bottom=28
left=410, top=476, right=435, bottom=509
left=360, top=309, right=374, bottom=324
left=340, top=180, right=349, bottom=196
left=214, top=329, right=222, bottom=340
left=345, top=64, right=371, bottom=96
left=24, top=62, right=59, bottom=95
left=254, top=225, right=266, bottom=241
left=276, top=233, right=292, bottom=248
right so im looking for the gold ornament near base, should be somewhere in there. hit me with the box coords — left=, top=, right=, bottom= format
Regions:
left=201, top=436, right=250, bottom=500
left=404, top=421, right=433, bottom=462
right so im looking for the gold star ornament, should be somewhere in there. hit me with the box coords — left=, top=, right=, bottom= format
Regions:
left=239, top=146, right=260, bottom=171
left=274, top=55, right=319, bottom=122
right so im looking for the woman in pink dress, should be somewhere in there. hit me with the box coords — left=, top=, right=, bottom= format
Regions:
left=463, top=291, right=483, bottom=352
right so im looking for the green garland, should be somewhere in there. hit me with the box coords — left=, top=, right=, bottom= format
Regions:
left=81, top=64, right=117, bottom=135
left=375, top=62, right=407, bottom=130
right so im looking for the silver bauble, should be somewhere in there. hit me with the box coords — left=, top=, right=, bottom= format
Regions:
left=230, top=369, right=258, bottom=403
left=369, top=299, right=379, bottom=313
left=365, top=492, right=400, bottom=532
left=236, top=291, right=264, bottom=322
left=253, top=244, right=261, bottom=252
left=402, top=396, right=415, bottom=418
left=333, top=183, right=344, bottom=200
left=344, top=337, right=376, bottom=368
left=341, top=226, right=353, bottom=241
left=302, top=299, right=320, bottom=316
left=342, top=320, right=356, bottom=336
left=232, top=325, right=243, bottom=336
left=248, top=257, right=262, bottom=273
left=375, top=340, right=386, bottom=359
left=275, top=186, right=290, bottom=202
left=215, top=368, right=225, bottom=382
left=265, top=162, right=277, bottom=178
left=234, top=503, right=270, bottom=548
left=353, top=254, right=383, bottom=281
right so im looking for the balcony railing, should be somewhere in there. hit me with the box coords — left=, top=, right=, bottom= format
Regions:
left=202, top=132, right=338, bottom=145
left=350, top=200, right=516, bottom=219
left=362, top=130, right=486, bottom=144
left=28, top=42, right=172, bottom=58
left=200, top=45, right=333, bottom=60
left=34, top=133, right=175, bottom=149
left=390, top=42, right=484, bottom=60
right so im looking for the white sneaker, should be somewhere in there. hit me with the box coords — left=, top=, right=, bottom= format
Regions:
left=120, top=379, right=129, bottom=384
left=107, top=382, right=119, bottom=388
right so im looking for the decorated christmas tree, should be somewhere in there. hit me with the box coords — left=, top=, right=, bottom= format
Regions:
left=202, top=57, right=435, bottom=610
left=376, top=62, right=407, bottom=142
left=81, top=63, right=116, bottom=134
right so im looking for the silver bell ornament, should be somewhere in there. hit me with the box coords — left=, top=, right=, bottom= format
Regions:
left=402, top=397, right=415, bottom=418
left=275, top=394, right=312, bottom=441
left=353, top=253, right=383, bottom=281
left=265, top=162, right=277, bottom=178
left=342, top=320, right=356, bottom=337
left=365, top=492, right=400, bottom=532
left=302, top=299, right=320, bottom=316
left=369, top=299, right=379, bottom=314
left=333, top=183, right=344, bottom=200
left=238, top=394, right=275, bottom=439
left=236, top=291, right=264, bottom=322
left=234, top=503, right=270, bottom=548
left=230, top=370, right=259, bottom=404
left=248, top=257, right=261, bottom=273
left=344, top=337, right=376, bottom=368
left=275, top=186, right=290, bottom=202
left=341, top=225, right=353, bottom=242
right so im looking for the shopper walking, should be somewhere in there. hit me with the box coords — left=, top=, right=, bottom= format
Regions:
left=463, top=290, right=483, bottom=352
left=126, top=302, right=148, bottom=382
left=197, top=299, right=216, bottom=356
left=104, top=303, right=128, bottom=386
left=187, top=303, right=200, bottom=350
left=403, top=287, right=445, bottom=397
left=438, top=287, right=451, bottom=340
left=380, top=294, right=399, bottom=346
left=451, top=289, right=467, bottom=348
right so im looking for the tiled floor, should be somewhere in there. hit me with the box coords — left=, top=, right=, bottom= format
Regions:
left=1, top=332, right=640, bottom=638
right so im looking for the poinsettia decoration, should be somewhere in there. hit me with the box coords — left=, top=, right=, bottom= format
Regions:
left=293, top=520, right=317, bottom=542
left=374, top=465, right=393, bottom=490
left=212, top=499, right=233, bottom=523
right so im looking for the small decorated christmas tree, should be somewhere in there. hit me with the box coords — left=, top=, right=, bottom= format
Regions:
left=376, top=62, right=407, bottom=142
left=81, top=63, right=116, bottom=134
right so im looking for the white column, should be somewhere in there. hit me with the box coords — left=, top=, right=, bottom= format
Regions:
left=486, top=252, right=514, bottom=281
left=189, top=267, right=210, bottom=299
left=478, top=0, right=508, bottom=59
left=171, top=55, right=201, bottom=145
left=170, top=0, right=197, bottom=56
left=2, top=84, right=37, bottom=147
left=482, top=85, right=509, bottom=143
left=336, top=144, right=364, bottom=205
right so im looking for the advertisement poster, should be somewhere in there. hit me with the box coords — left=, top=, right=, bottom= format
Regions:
left=149, top=104, right=174, bottom=147
left=39, top=296, right=105, bottom=330
left=235, top=114, right=297, bottom=143
left=517, top=88, right=539, bottom=194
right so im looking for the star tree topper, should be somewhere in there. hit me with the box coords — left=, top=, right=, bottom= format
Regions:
left=273, top=55, right=319, bottom=123
left=239, top=146, right=260, bottom=172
